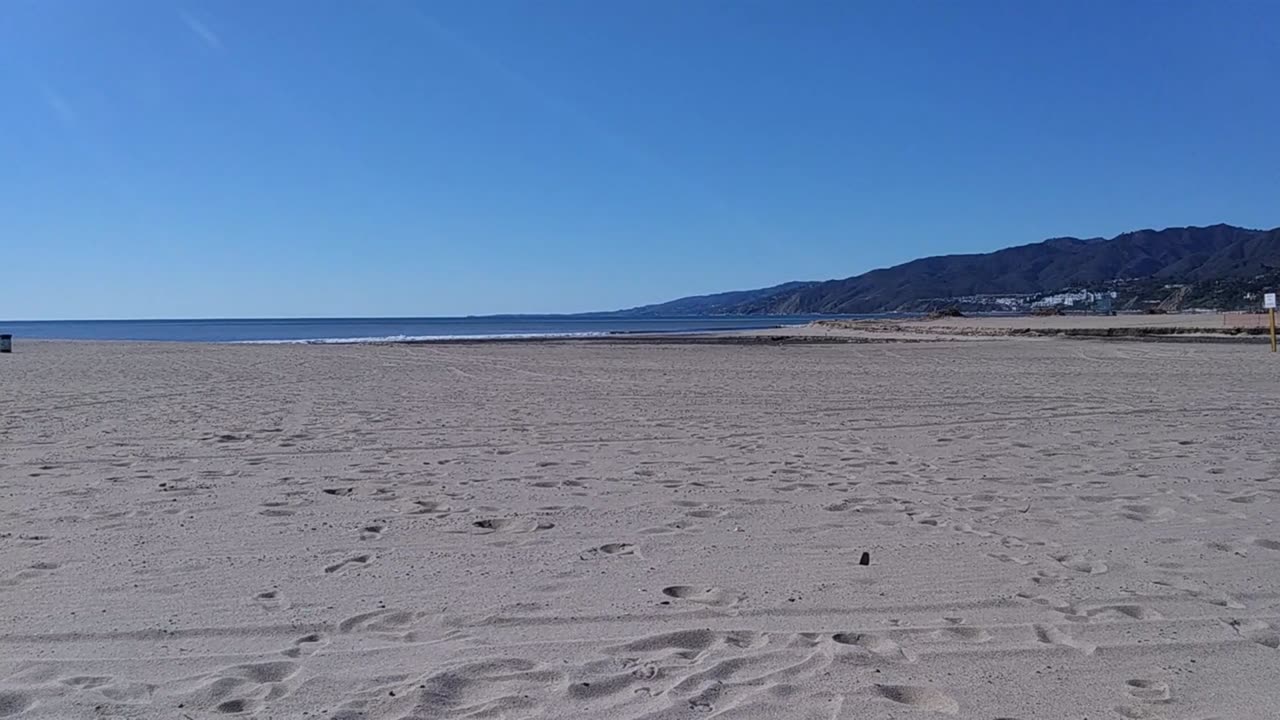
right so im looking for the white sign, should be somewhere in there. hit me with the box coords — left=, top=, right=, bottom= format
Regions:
left=1266, top=293, right=1277, bottom=310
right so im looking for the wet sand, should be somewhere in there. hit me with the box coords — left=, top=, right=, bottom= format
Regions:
left=2, top=338, right=1278, bottom=718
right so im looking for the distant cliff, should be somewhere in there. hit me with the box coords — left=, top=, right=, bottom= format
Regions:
left=617, top=224, right=1280, bottom=314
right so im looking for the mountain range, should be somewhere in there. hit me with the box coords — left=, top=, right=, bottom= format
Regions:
left=618, top=224, right=1280, bottom=315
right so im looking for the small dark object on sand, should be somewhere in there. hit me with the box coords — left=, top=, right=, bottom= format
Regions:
left=859, top=551, right=870, bottom=566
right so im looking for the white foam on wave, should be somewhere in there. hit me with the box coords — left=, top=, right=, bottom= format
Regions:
left=232, top=332, right=614, bottom=345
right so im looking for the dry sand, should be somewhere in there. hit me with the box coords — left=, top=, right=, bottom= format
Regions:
left=732, top=312, right=1276, bottom=344
left=898, top=312, right=1239, bottom=332
left=743, top=312, right=1273, bottom=341
left=2, top=338, right=1279, bottom=719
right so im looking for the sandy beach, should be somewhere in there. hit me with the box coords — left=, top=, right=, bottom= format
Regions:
left=735, top=312, right=1278, bottom=344
left=2, top=337, right=1279, bottom=719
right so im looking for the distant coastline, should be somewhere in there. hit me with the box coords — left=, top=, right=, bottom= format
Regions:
left=7, top=310, right=1272, bottom=346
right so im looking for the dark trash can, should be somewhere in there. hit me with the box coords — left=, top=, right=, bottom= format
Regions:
left=0, top=334, right=11, bottom=353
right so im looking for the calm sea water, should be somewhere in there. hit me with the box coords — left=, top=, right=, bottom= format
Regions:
left=0, top=315, right=873, bottom=343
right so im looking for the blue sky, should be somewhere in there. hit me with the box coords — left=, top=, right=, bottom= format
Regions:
left=2, top=1, right=1278, bottom=319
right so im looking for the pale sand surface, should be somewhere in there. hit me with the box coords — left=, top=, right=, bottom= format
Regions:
left=888, top=313, right=1267, bottom=338
left=737, top=312, right=1269, bottom=342
left=903, top=312, right=1235, bottom=331
left=2, top=339, right=1279, bottom=719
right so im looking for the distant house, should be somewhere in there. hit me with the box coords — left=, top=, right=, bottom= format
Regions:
left=1032, top=290, right=1117, bottom=311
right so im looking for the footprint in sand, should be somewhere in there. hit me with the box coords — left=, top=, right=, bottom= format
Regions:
left=253, top=589, right=287, bottom=611
left=58, top=675, right=155, bottom=703
left=258, top=500, right=298, bottom=517
left=409, top=500, right=454, bottom=515
left=660, top=585, right=741, bottom=608
left=1086, top=604, right=1161, bottom=621
left=472, top=518, right=555, bottom=534
left=177, top=661, right=299, bottom=715
left=324, top=554, right=372, bottom=574
left=1118, top=504, right=1175, bottom=522
left=1227, top=619, right=1279, bottom=649
left=1033, top=624, right=1096, bottom=655
left=393, top=658, right=563, bottom=718
left=579, top=543, right=637, bottom=560
left=989, top=552, right=1031, bottom=565
left=1052, top=553, right=1108, bottom=574
left=99, top=681, right=158, bottom=704
left=1125, top=678, right=1171, bottom=701
left=359, top=524, right=385, bottom=540
left=335, top=608, right=452, bottom=644
left=1031, top=570, right=1067, bottom=585
left=282, top=633, right=329, bottom=658
left=874, top=684, right=959, bottom=715
left=1250, top=537, right=1280, bottom=551
left=832, top=633, right=916, bottom=662
left=566, top=671, right=643, bottom=701
left=613, top=629, right=718, bottom=655
left=1226, top=494, right=1268, bottom=505
left=61, top=676, right=112, bottom=690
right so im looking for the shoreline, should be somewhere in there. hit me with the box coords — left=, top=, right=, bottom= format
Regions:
left=8, top=311, right=1274, bottom=347
left=8, top=332, right=1272, bottom=347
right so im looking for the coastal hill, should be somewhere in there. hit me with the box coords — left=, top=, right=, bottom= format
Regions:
left=619, top=224, right=1280, bottom=314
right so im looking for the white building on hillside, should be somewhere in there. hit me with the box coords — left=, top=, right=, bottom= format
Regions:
left=1032, top=290, right=1117, bottom=308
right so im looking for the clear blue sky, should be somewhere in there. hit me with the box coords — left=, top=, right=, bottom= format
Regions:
left=3, top=1, right=1277, bottom=319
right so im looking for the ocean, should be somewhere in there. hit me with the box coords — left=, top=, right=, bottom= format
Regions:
left=0, top=315, right=873, bottom=344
